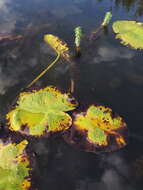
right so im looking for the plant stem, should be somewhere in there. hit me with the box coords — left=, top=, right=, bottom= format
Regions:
left=27, top=52, right=60, bottom=88
left=89, top=25, right=103, bottom=40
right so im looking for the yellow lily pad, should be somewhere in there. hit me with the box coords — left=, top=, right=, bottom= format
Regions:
left=113, top=20, right=143, bottom=49
left=44, top=34, right=70, bottom=61
left=7, top=86, right=78, bottom=136
left=64, top=105, right=128, bottom=153
left=0, top=140, right=31, bottom=190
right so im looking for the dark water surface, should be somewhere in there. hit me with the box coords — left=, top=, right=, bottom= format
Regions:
left=0, top=0, right=143, bottom=189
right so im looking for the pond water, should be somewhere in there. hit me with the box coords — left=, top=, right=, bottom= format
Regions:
left=0, top=0, right=143, bottom=189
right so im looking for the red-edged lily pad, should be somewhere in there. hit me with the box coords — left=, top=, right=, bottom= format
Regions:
left=64, top=105, right=128, bottom=153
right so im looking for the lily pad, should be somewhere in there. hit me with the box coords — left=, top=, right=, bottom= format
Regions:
left=0, top=140, right=31, bottom=190
left=7, top=86, right=78, bottom=136
left=64, top=105, right=128, bottom=153
left=112, top=20, right=143, bottom=49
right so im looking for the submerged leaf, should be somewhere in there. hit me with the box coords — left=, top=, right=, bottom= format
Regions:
left=112, top=20, right=143, bottom=49
left=0, top=140, right=31, bottom=190
left=0, top=34, right=23, bottom=41
left=7, top=86, right=78, bottom=136
left=44, top=34, right=70, bottom=61
left=64, top=105, right=128, bottom=153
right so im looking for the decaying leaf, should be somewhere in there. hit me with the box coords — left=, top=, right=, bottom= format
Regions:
left=7, top=86, right=78, bottom=136
left=44, top=34, right=70, bottom=61
left=64, top=105, right=128, bottom=153
left=0, top=140, right=31, bottom=190
left=112, top=20, right=143, bottom=49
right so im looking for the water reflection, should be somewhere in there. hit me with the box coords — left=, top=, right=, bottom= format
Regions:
left=115, top=0, right=143, bottom=16
left=92, top=45, right=135, bottom=64
left=97, top=0, right=143, bottom=16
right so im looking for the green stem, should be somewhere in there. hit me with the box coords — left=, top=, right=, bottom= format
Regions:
left=27, top=52, right=60, bottom=88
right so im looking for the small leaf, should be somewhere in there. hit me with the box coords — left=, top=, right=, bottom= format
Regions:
left=74, top=26, right=82, bottom=47
left=64, top=105, right=128, bottom=153
left=7, top=86, right=78, bottom=136
left=112, top=20, right=143, bottom=49
left=0, top=140, right=31, bottom=190
left=101, top=12, right=112, bottom=26
left=44, top=34, right=70, bottom=61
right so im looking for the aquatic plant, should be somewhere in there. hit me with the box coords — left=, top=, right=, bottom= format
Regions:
left=64, top=105, right=128, bottom=152
left=112, top=20, right=143, bottom=49
left=7, top=86, right=78, bottom=136
left=0, top=15, right=131, bottom=188
left=101, top=12, right=112, bottom=27
left=27, top=34, right=70, bottom=88
left=44, top=34, right=70, bottom=61
left=90, top=11, right=112, bottom=40
left=2, top=83, right=128, bottom=189
left=0, top=140, right=31, bottom=190
left=74, top=26, right=83, bottom=55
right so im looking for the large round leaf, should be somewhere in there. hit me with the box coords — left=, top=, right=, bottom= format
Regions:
left=0, top=140, right=31, bottom=190
left=18, top=87, right=77, bottom=113
left=64, top=105, right=128, bottom=153
left=7, top=86, right=78, bottom=136
left=112, top=20, right=143, bottom=49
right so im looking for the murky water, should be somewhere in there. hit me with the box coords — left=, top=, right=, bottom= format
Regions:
left=0, top=0, right=143, bottom=189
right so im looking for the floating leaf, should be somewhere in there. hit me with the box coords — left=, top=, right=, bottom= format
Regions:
left=101, top=12, right=112, bottom=26
left=0, top=140, right=31, bottom=190
left=7, top=86, right=78, bottom=136
left=44, top=34, right=70, bottom=61
left=112, top=20, right=143, bottom=49
left=64, top=105, right=128, bottom=153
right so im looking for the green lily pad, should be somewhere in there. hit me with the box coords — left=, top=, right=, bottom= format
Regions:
left=0, top=140, right=31, bottom=190
left=7, top=86, right=78, bottom=136
left=64, top=105, right=128, bottom=153
left=112, top=20, right=143, bottom=49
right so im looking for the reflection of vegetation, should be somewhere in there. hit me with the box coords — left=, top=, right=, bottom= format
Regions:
left=115, top=0, right=143, bottom=16
left=64, top=105, right=128, bottom=153
left=133, top=156, right=143, bottom=179
left=0, top=34, right=23, bottom=42
left=113, top=20, right=143, bottom=49
left=7, top=86, right=78, bottom=136
left=0, top=140, right=31, bottom=190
